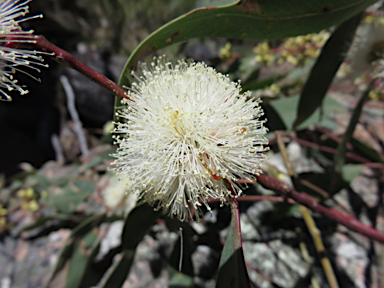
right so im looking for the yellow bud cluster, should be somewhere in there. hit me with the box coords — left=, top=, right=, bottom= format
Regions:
left=219, top=43, right=232, bottom=59
left=0, top=206, right=7, bottom=216
left=21, top=200, right=39, bottom=212
left=254, top=83, right=281, bottom=98
left=364, top=14, right=384, bottom=25
left=0, top=204, right=7, bottom=228
left=253, top=42, right=275, bottom=66
left=18, top=187, right=40, bottom=212
left=18, top=187, right=35, bottom=200
left=0, top=217, right=6, bottom=227
left=254, top=31, right=330, bottom=67
left=368, top=88, right=384, bottom=101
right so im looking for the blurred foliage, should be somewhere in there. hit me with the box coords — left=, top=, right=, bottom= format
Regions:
left=29, top=0, right=198, bottom=53
left=2, top=0, right=384, bottom=288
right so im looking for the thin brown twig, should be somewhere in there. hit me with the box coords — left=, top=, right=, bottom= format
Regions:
left=276, top=132, right=339, bottom=288
left=299, top=205, right=339, bottom=288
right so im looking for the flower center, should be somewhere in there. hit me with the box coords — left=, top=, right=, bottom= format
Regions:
left=171, top=110, right=187, bottom=138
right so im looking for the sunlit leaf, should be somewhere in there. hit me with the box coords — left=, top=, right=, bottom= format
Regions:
left=269, top=94, right=345, bottom=130
left=341, top=164, right=364, bottom=182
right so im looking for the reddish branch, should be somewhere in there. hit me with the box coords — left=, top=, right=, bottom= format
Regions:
left=9, top=35, right=130, bottom=100
left=256, top=173, right=384, bottom=243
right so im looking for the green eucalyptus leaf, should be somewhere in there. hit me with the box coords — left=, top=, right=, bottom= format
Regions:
left=47, top=214, right=105, bottom=287
left=26, top=173, right=51, bottom=191
left=99, top=203, right=161, bottom=288
left=293, top=12, right=362, bottom=128
left=216, top=201, right=250, bottom=288
left=122, top=202, right=162, bottom=250
left=119, top=0, right=375, bottom=87
left=350, top=137, right=384, bottom=162
left=81, top=156, right=103, bottom=171
left=21, top=214, right=74, bottom=232
left=65, top=230, right=99, bottom=288
left=330, top=83, right=373, bottom=194
left=99, top=249, right=135, bottom=288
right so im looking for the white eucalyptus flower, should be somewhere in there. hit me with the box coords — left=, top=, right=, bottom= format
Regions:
left=0, top=0, right=46, bottom=101
left=112, top=58, right=268, bottom=221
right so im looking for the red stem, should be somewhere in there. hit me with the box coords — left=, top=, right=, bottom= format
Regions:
left=256, top=173, right=384, bottom=243
left=315, top=125, right=354, bottom=150
left=10, top=35, right=130, bottom=100
left=294, top=137, right=371, bottom=163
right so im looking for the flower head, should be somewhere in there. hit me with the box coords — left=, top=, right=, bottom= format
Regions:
left=0, top=0, right=46, bottom=101
left=112, top=58, right=268, bottom=221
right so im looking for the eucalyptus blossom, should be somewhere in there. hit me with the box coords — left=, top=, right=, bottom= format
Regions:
left=0, top=0, right=46, bottom=101
left=112, top=58, right=268, bottom=221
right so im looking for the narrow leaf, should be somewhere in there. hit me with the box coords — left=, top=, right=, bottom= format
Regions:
left=122, top=202, right=162, bottom=250
left=99, top=203, right=162, bottom=288
left=350, top=137, right=384, bottom=162
left=330, top=81, right=373, bottom=194
left=293, top=12, right=362, bottom=128
left=216, top=200, right=251, bottom=288
left=99, top=249, right=135, bottom=288
left=65, top=230, right=99, bottom=288
left=47, top=214, right=105, bottom=287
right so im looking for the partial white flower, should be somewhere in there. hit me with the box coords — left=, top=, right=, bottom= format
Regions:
left=102, top=175, right=137, bottom=215
left=112, top=58, right=269, bottom=221
left=0, top=0, right=46, bottom=101
left=347, top=21, right=384, bottom=78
